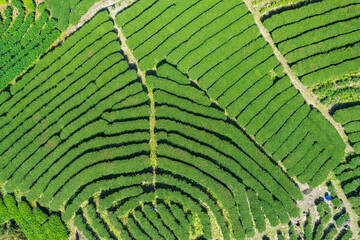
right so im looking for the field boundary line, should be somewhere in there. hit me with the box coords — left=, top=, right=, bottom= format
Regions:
left=243, top=0, right=354, bottom=154
left=109, top=6, right=157, bottom=187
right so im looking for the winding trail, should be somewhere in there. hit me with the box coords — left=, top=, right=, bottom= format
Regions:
left=243, top=0, right=354, bottom=154
left=108, top=4, right=158, bottom=186
left=57, top=0, right=123, bottom=44
left=11, top=0, right=124, bottom=86
left=243, top=0, right=359, bottom=237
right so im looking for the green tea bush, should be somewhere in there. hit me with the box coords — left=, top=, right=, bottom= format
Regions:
left=247, top=190, right=266, bottom=233
left=133, top=209, right=165, bottom=240
left=142, top=204, right=176, bottom=240
left=84, top=204, right=113, bottom=239
left=0, top=0, right=61, bottom=89
left=73, top=213, right=98, bottom=240
left=263, top=0, right=360, bottom=87
left=0, top=0, right=355, bottom=238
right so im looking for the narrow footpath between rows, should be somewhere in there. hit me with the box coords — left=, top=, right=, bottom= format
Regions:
left=242, top=0, right=354, bottom=154
left=243, top=0, right=359, bottom=238
left=108, top=4, right=158, bottom=186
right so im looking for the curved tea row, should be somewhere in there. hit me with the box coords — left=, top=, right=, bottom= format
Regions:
left=116, top=0, right=345, bottom=188
left=0, top=0, right=60, bottom=88
left=263, top=0, right=360, bottom=87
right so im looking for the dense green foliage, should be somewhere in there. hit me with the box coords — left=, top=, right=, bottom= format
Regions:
left=311, top=72, right=360, bottom=105
left=263, top=0, right=360, bottom=87
left=0, top=194, right=68, bottom=240
left=43, top=0, right=103, bottom=30
left=117, top=0, right=345, bottom=189
left=149, top=63, right=303, bottom=238
left=0, top=0, right=60, bottom=89
left=334, top=154, right=360, bottom=216
left=0, top=0, right=359, bottom=239
left=252, top=0, right=310, bottom=14
left=334, top=105, right=360, bottom=153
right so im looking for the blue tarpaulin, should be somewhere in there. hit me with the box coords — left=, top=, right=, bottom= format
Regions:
left=325, top=192, right=331, bottom=201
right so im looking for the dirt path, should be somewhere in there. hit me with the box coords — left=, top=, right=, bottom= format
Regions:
left=243, top=0, right=354, bottom=154
left=330, top=174, right=360, bottom=238
left=243, top=1, right=359, bottom=238
left=108, top=4, right=158, bottom=187
left=57, top=0, right=123, bottom=44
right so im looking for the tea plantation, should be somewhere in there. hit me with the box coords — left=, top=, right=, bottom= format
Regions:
left=0, top=0, right=359, bottom=239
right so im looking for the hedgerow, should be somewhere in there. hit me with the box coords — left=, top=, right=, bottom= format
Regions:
left=73, top=212, right=98, bottom=240
left=127, top=214, right=151, bottom=240
left=142, top=203, right=177, bottom=240
left=335, top=211, right=350, bottom=227
left=18, top=201, right=49, bottom=239
left=169, top=203, right=191, bottom=235
left=253, top=0, right=309, bottom=14
left=22, top=0, right=34, bottom=11
left=107, top=214, right=133, bottom=240
left=288, top=223, right=297, bottom=240
left=260, top=200, right=280, bottom=227
left=0, top=197, right=11, bottom=222
left=3, top=195, right=38, bottom=239
left=63, top=173, right=152, bottom=222
left=304, top=213, right=313, bottom=240
left=150, top=64, right=308, bottom=237
left=156, top=202, right=188, bottom=239
left=155, top=174, right=223, bottom=239
left=0, top=7, right=13, bottom=36
left=247, top=190, right=266, bottom=233
left=311, top=72, right=360, bottom=105
left=84, top=203, right=115, bottom=240
left=133, top=209, right=165, bottom=240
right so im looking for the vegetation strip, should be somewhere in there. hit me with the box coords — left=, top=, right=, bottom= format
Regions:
left=261, top=0, right=360, bottom=87
left=0, top=0, right=359, bottom=239
left=330, top=174, right=360, bottom=238
left=242, top=0, right=354, bottom=154
left=115, top=0, right=348, bottom=189
left=54, top=0, right=122, bottom=45
left=109, top=5, right=157, bottom=185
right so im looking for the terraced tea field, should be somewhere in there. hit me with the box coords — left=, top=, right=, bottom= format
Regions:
left=0, top=0, right=359, bottom=239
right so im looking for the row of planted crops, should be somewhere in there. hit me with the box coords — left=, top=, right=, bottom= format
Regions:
left=0, top=0, right=359, bottom=239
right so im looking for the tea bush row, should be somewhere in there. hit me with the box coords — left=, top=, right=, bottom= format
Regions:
left=263, top=0, right=360, bottom=86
